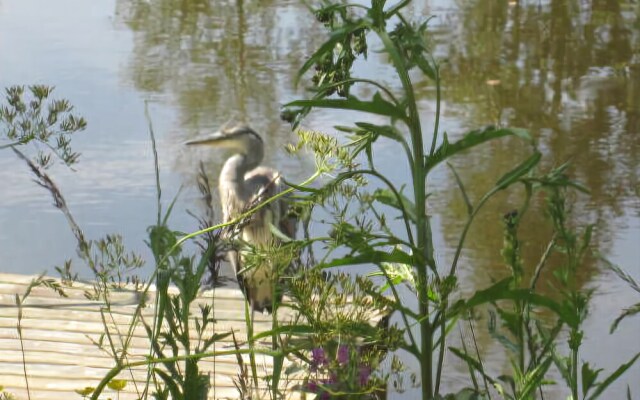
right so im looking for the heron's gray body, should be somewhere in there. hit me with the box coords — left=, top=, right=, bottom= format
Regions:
left=221, top=160, right=284, bottom=313
left=187, top=125, right=293, bottom=314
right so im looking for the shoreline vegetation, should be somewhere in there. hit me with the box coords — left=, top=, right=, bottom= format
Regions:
left=1, top=1, right=639, bottom=399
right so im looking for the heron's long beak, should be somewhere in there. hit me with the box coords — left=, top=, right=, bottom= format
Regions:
left=185, top=131, right=228, bottom=147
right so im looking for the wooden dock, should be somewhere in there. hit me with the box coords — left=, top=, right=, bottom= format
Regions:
left=0, top=272, right=298, bottom=400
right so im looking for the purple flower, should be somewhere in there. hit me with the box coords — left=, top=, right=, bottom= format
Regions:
left=307, top=380, right=318, bottom=393
left=312, top=347, right=327, bottom=364
left=319, top=391, right=331, bottom=400
left=337, top=344, right=349, bottom=365
left=358, top=365, right=371, bottom=387
left=311, top=347, right=328, bottom=371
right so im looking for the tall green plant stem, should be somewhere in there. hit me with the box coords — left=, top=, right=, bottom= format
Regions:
left=376, top=29, right=435, bottom=399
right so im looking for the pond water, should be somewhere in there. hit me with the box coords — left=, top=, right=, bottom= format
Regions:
left=0, top=0, right=638, bottom=397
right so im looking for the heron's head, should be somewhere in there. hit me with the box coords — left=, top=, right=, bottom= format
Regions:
left=185, top=124, right=263, bottom=156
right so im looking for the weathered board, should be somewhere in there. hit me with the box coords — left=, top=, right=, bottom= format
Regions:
left=0, top=272, right=302, bottom=400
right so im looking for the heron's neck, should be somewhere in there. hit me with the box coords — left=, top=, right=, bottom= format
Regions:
left=220, top=152, right=261, bottom=195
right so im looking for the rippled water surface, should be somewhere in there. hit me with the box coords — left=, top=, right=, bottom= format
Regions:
left=0, top=0, right=638, bottom=397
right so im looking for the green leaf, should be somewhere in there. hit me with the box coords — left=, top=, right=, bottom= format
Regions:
left=296, top=22, right=369, bottom=85
left=269, top=222, right=293, bottom=242
left=354, top=122, right=404, bottom=142
left=497, top=374, right=516, bottom=397
left=369, top=256, right=416, bottom=292
left=154, top=368, right=182, bottom=399
left=494, top=151, right=541, bottom=191
left=520, top=357, right=553, bottom=398
left=74, top=387, right=95, bottom=397
left=449, top=347, right=502, bottom=396
left=321, top=248, right=414, bottom=269
left=600, top=256, right=640, bottom=332
left=488, top=309, right=519, bottom=354
left=285, top=92, right=406, bottom=120
left=438, top=388, right=490, bottom=400
left=271, top=353, right=284, bottom=398
left=107, top=379, right=127, bottom=391
left=581, top=362, right=603, bottom=397
left=587, top=352, right=640, bottom=400
left=449, top=347, right=484, bottom=372
left=611, top=303, right=640, bottom=333
left=425, top=126, right=533, bottom=172
left=447, top=162, right=472, bottom=216
left=373, top=188, right=417, bottom=222
left=452, top=278, right=579, bottom=327
left=383, top=0, right=412, bottom=19
left=252, top=324, right=316, bottom=341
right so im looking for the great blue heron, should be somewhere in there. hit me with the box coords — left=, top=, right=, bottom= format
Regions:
left=186, top=124, right=294, bottom=315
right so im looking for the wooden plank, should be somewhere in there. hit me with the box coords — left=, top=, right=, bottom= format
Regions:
left=0, top=272, right=300, bottom=400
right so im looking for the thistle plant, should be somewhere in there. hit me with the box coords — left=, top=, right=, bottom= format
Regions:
left=282, top=1, right=543, bottom=398
left=278, top=269, right=400, bottom=399
left=446, top=164, right=640, bottom=400
left=279, top=0, right=640, bottom=398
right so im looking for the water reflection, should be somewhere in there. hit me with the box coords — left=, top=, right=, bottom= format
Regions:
left=0, top=0, right=638, bottom=396
left=428, top=0, right=639, bottom=284
left=426, top=0, right=640, bottom=395
left=112, top=0, right=327, bottom=216
left=115, top=0, right=321, bottom=134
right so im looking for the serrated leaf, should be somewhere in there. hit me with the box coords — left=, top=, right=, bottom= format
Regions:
left=296, top=22, right=369, bottom=85
left=285, top=92, right=406, bottom=120
left=581, top=362, right=602, bottom=397
left=452, top=278, right=578, bottom=327
left=425, top=126, right=533, bottom=172
left=587, top=352, right=640, bottom=400
left=321, top=248, right=414, bottom=269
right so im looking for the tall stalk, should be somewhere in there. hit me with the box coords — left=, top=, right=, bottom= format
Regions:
left=285, top=1, right=545, bottom=398
left=380, top=29, right=433, bottom=397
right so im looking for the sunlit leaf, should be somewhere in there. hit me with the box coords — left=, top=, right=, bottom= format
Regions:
left=322, top=248, right=414, bottom=269
left=369, top=254, right=416, bottom=292
left=107, top=379, right=127, bottom=391
left=425, top=126, right=533, bottom=172
left=285, top=92, right=406, bottom=120
left=519, top=358, right=553, bottom=398
left=74, top=387, right=95, bottom=397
